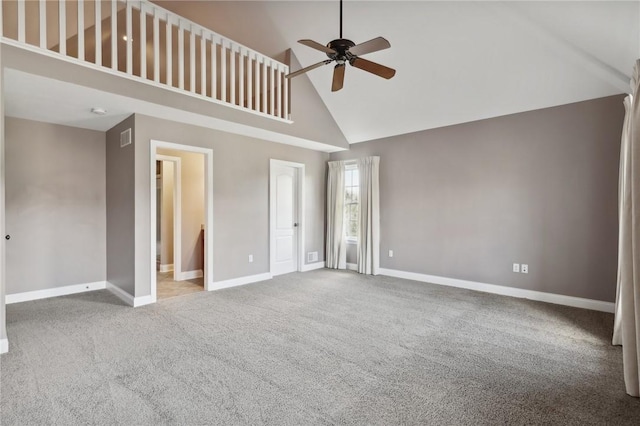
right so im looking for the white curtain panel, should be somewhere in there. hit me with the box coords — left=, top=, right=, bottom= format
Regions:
left=613, top=59, right=640, bottom=397
left=357, top=156, right=380, bottom=275
left=326, top=161, right=346, bottom=269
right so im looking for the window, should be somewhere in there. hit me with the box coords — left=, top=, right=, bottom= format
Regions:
left=344, top=165, right=359, bottom=242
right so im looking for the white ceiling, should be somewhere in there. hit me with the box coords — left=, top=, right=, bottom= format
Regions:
left=158, top=0, right=639, bottom=144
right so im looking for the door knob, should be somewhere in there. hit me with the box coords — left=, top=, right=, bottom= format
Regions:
left=5, top=235, right=10, bottom=240
left=293, top=223, right=298, bottom=227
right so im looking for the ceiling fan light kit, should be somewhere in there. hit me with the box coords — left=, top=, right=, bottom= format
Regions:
left=286, top=0, right=396, bottom=92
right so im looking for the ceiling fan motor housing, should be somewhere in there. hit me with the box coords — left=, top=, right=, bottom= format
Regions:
left=327, top=39, right=356, bottom=64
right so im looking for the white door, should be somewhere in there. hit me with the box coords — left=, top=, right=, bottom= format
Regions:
left=271, top=164, right=298, bottom=276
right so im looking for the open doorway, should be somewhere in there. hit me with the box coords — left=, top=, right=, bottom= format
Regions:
left=151, top=141, right=214, bottom=301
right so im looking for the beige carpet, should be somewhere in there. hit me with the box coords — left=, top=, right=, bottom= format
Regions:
left=1, top=269, right=639, bottom=424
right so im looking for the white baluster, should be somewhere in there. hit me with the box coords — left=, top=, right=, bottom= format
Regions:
left=210, top=35, right=217, bottom=99
left=140, top=4, right=146, bottom=78
left=153, top=12, right=159, bottom=82
left=95, top=0, right=101, bottom=65
left=283, top=66, right=289, bottom=119
left=269, top=62, right=275, bottom=116
left=247, top=53, right=253, bottom=110
left=111, top=0, right=117, bottom=70
left=78, top=0, right=85, bottom=60
left=18, top=0, right=25, bottom=43
left=59, top=0, right=66, bottom=55
left=277, top=65, right=282, bottom=118
left=200, top=29, right=206, bottom=95
left=262, top=59, right=267, bottom=113
left=220, top=40, right=227, bottom=102
left=239, top=48, right=245, bottom=107
left=39, top=0, right=47, bottom=48
left=230, top=44, right=236, bottom=105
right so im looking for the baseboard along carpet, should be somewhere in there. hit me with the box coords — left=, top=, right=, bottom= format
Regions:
left=1, top=269, right=639, bottom=424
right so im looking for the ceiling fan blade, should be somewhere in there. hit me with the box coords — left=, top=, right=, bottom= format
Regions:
left=348, top=36, right=391, bottom=57
left=298, top=39, right=336, bottom=55
left=350, top=57, right=396, bottom=79
left=332, top=64, right=346, bottom=92
left=286, top=60, right=332, bottom=79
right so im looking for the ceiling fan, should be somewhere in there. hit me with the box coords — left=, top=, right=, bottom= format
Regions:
left=285, top=0, right=396, bottom=92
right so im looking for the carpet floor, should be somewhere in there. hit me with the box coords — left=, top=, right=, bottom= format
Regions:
left=1, top=269, right=639, bottom=425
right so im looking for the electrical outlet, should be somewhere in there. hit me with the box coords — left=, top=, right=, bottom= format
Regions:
left=521, top=264, right=528, bottom=274
left=513, top=263, right=520, bottom=273
left=389, top=250, right=394, bottom=258
left=248, top=254, right=253, bottom=263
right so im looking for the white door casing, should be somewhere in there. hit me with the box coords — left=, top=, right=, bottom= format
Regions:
left=270, top=160, right=304, bottom=276
left=150, top=140, right=214, bottom=302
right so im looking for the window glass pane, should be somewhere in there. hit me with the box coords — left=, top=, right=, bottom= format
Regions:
left=349, top=203, right=358, bottom=222
left=345, top=169, right=352, bottom=187
left=349, top=219, right=358, bottom=238
left=352, top=170, right=359, bottom=187
left=351, top=188, right=359, bottom=204
left=345, top=187, right=355, bottom=203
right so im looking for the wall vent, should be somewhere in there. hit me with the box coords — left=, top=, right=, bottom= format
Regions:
left=120, top=128, right=132, bottom=147
left=307, top=251, right=318, bottom=263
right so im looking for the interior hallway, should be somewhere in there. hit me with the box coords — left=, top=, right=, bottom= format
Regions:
left=156, top=271, right=203, bottom=300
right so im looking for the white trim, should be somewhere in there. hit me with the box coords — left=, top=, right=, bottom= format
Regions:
left=211, top=273, right=272, bottom=291
left=159, top=264, right=174, bottom=273
left=0, top=339, right=8, bottom=354
left=179, top=269, right=204, bottom=281
left=378, top=268, right=615, bottom=313
left=150, top=141, right=214, bottom=304
left=269, top=159, right=305, bottom=276
left=301, top=262, right=326, bottom=272
left=156, top=154, right=182, bottom=282
left=106, top=282, right=154, bottom=308
left=346, top=263, right=358, bottom=271
left=5, top=281, right=106, bottom=304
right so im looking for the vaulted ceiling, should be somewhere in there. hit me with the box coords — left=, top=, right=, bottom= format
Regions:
left=156, top=0, right=639, bottom=144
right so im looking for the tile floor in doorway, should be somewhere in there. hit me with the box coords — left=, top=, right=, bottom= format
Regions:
left=157, top=271, right=204, bottom=300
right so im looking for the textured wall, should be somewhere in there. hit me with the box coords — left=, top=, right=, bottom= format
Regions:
left=106, top=115, right=136, bottom=296
left=331, top=95, right=624, bottom=302
left=5, top=118, right=106, bottom=294
left=134, top=114, right=328, bottom=295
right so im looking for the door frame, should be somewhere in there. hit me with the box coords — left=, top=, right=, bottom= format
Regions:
left=269, top=159, right=305, bottom=275
left=156, top=155, right=181, bottom=282
left=150, top=140, right=214, bottom=302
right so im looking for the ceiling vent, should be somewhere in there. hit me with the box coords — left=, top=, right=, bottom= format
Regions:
left=120, top=128, right=132, bottom=147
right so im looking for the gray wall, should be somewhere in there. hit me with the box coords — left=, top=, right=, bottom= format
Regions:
left=134, top=114, right=328, bottom=296
left=4, top=118, right=106, bottom=294
left=106, top=116, right=136, bottom=295
left=331, top=95, right=624, bottom=302
left=158, top=149, right=205, bottom=273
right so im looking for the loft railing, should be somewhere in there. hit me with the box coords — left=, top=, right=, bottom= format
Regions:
left=0, top=0, right=291, bottom=121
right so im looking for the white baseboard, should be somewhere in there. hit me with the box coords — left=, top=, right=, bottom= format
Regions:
left=159, top=264, right=174, bottom=273
left=0, top=338, right=8, bottom=354
left=378, top=268, right=615, bottom=313
left=346, top=263, right=358, bottom=271
left=5, top=281, right=106, bottom=304
left=179, top=269, right=203, bottom=281
left=301, top=261, right=325, bottom=272
left=106, top=282, right=155, bottom=307
left=211, top=272, right=272, bottom=291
